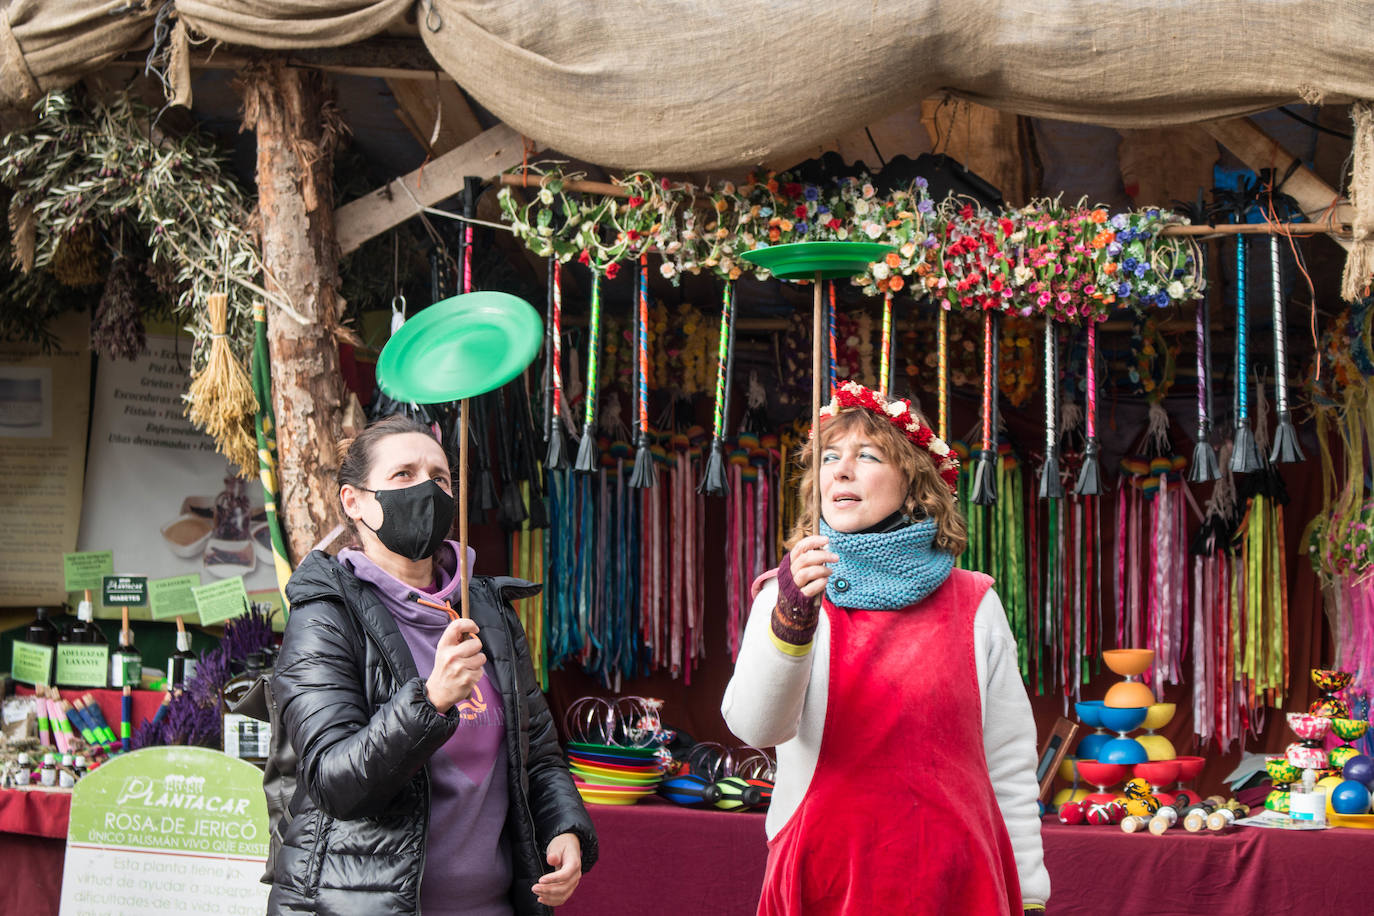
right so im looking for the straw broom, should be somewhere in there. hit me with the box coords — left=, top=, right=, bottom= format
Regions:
left=187, top=292, right=258, bottom=476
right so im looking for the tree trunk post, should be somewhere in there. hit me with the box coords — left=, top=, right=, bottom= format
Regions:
left=239, top=60, right=348, bottom=565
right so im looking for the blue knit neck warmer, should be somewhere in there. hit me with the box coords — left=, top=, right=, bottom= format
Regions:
left=821, top=517, right=955, bottom=610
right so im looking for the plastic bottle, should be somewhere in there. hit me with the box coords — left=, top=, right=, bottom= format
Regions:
left=14, top=753, right=31, bottom=787
left=167, top=630, right=198, bottom=690
left=221, top=651, right=272, bottom=766
left=109, top=629, right=142, bottom=689
left=39, top=752, right=56, bottom=787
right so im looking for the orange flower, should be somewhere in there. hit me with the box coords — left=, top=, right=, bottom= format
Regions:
left=885, top=252, right=901, bottom=268
left=779, top=219, right=794, bottom=231
left=926, top=276, right=939, bottom=289
left=889, top=276, right=905, bottom=292
left=766, top=179, right=779, bottom=193
left=769, top=227, right=781, bottom=242
left=714, top=198, right=728, bottom=212
left=915, top=262, right=931, bottom=276
left=1104, top=262, right=1118, bottom=274
left=1091, top=209, right=1108, bottom=223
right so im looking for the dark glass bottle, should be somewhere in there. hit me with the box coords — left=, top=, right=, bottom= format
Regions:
left=167, top=631, right=197, bottom=690
left=109, top=629, right=141, bottom=689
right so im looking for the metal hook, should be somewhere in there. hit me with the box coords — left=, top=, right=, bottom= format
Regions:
left=422, top=0, right=443, bottom=32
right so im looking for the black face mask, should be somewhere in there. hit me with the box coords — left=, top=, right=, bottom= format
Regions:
left=359, top=479, right=455, bottom=561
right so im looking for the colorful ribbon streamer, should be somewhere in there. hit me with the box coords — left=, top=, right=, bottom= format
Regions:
left=1075, top=321, right=1103, bottom=496
left=630, top=256, right=657, bottom=487
left=1231, top=234, right=1263, bottom=473
left=574, top=270, right=602, bottom=473
left=971, top=311, right=998, bottom=505
left=545, top=259, right=569, bottom=470
left=1188, top=268, right=1221, bottom=482
left=827, top=282, right=839, bottom=396
left=699, top=281, right=736, bottom=496
left=879, top=292, right=893, bottom=395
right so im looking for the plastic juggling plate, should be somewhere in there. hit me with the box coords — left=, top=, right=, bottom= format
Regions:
left=739, top=241, right=897, bottom=280
left=376, top=292, right=543, bottom=404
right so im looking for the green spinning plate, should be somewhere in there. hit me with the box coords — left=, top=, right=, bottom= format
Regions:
left=739, top=241, right=896, bottom=280
left=377, top=291, right=543, bottom=404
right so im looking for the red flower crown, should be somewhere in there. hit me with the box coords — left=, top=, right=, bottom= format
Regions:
left=814, top=381, right=960, bottom=494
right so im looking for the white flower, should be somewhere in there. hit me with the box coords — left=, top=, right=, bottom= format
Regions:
left=854, top=199, right=871, bottom=217
left=864, top=222, right=884, bottom=240
left=1167, top=280, right=1184, bottom=299
left=862, top=183, right=876, bottom=199
left=660, top=263, right=677, bottom=279
left=884, top=400, right=905, bottom=418
left=538, top=188, right=555, bottom=205
left=837, top=228, right=849, bottom=240
left=930, top=439, right=949, bottom=456
left=1010, top=230, right=1027, bottom=244
left=1014, top=265, right=1033, bottom=285
left=873, top=263, right=890, bottom=280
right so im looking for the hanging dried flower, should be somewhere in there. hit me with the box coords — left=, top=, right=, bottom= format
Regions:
left=92, top=255, right=146, bottom=360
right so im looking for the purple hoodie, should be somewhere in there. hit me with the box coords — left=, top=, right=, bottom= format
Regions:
left=338, top=540, right=514, bottom=916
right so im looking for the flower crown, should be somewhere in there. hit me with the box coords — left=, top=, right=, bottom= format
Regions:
left=815, top=381, right=960, bottom=493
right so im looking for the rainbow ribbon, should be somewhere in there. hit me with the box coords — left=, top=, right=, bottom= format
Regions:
left=937, top=307, right=948, bottom=440
left=629, top=256, right=657, bottom=488
left=1075, top=320, right=1103, bottom=496
left=827, top=282, right=839, bottom=395
left=879, top=292, right=893, bottom=395
left=545, top=257, right=569, bottom=469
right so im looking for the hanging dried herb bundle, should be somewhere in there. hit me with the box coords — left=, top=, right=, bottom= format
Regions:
left=92, top=255, right=146, bottom=360
left=0, top=90, right=281, bottom=460
left=50, top=224, right=105, bottom=287
left=187, top=292, right=258, bottom=475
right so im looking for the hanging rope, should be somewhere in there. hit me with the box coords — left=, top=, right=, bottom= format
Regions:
left=574, top=271, right=603, bottom=473
left=971, top=311, right=998, bottom=505
left=1269, top=234, right=1304, bottom=463
left=1189, top=268, right=1221, bottom=482
left=1038, top=318, right=1063, bottom=499
left=546, top=258, right=569, bottom=470
left=1232, top=233, right=1263, bottom=473
left=1075, top=320, right=1103, bottom=495
left=699, top=280, right=736, bottom=495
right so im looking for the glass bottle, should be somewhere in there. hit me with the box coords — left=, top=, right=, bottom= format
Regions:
left=39, top=752, right=56, bottom=787
left=72, top=755, right=87, bottom=782
left=58, top=753, right=75, bottom=788
left=213, top=476, right=252, bottom=541
left=26, top=607, right=61, bottom=646
left=65, top=592, right=106, bottom=645
left=109, top=629, right=141, bottom=689
left=167, top=631, right=197, bottom=690
left=221, top=651, right=271, bottom=767
left=14, top=753, right=31, bottom=786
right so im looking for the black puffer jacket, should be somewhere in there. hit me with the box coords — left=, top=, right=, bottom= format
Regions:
left=267, top=550, right=597, bottom=915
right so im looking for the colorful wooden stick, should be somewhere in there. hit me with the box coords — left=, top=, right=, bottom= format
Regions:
left=1268, top=234, right=1304, bottom=463
left=545, top=257, right=569, bottom=470
left=1231, top=234, right=1262, bottom=472
left=629, top=255, right=657, bottom=488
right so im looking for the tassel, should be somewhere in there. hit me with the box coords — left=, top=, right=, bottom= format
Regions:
left=1038, top=318, right=1063, bottom=499
left=972, top=310, right=998, bottom=505
left=1075, top=320, right=1103, bottom=496
left=574, top=271, right=603, bottom=473
left=186, top=292, right=257, bottom=476
left=1189, top=282, right=1221, bottom=482
left=1268, top=234, right=1305, bottom=463
left=630, top=255, right=657, bottom=488
left=1230, top=234, right=1263, bottom=473
left=1342, top=101, right=1374, bottom=302
left=545, top=260, right=570, bottom=470
left=698, top=280, right=737, bottom=496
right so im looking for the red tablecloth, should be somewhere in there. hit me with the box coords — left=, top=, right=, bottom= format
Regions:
left=0, top=789, right=71, bottom=916
left=563, top=801, right=1374, bottom=915
left=0, top=787, right=70, bottom=838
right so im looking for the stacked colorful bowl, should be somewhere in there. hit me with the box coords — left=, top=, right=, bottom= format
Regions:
left=566, top=741, right=665, bottom=805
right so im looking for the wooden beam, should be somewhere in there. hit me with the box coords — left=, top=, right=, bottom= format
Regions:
left=385, top=76, right=483, bottom=157
left=1202, top=117, right=1352, bottom=250
left=335, top=124, right=536, bottom=255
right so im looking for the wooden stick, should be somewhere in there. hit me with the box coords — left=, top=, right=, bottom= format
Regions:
left=175, top=616, right=185, bottom=634
left=812, top=272, right=824, bottom=538
left=1160, top=221, right=1349, bottom=237
left=121, top=607, right=130, bottom=644
left=459, top=397, right=471, bottom=620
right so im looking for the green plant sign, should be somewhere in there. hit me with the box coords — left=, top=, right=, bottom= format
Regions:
left=60, top=746, right=269, bottom=914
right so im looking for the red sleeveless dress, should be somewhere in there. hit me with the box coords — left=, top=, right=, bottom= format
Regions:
left=757, top=568, right=1023, bottom=915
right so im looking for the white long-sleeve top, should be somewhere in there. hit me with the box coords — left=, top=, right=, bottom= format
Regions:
left=721, top=578, right=1051, bottom=908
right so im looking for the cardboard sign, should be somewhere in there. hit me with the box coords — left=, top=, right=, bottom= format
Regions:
left=59, top=746, right=270, bottom=916
left=11, top=641, right=54, bottom=686
left=192, top=576, right=250, bottom=627
left=148, top=574, right=201, bottom=621
left=63, top=551, right=114, bottom=593
left=102, top=575, right=148, bottom=607
left=55, top=644, right=111, bottom=688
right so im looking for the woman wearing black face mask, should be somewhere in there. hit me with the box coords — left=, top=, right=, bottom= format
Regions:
left=267, top=414, right=596, bottom=916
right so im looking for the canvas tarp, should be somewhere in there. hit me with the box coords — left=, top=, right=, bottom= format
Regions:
left=0, top=0, right=156, bottom=110
left=176, top=0, right=410, bottom=51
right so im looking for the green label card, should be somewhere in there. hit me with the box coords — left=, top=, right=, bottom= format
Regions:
left=64, top=550, right=114, bottom=593
left=102, top=574, right=148, bottom=607
left=56, top=643, right=110, bottom=687
left=149, top=574, right=201, bottom=620
left=12, top=641, right=54, bottom=686
left=60, top=746, right=270, bottom=913
left=193, top=576, right=251, bottom=626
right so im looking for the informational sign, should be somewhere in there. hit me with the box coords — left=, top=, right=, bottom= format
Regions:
left=59, top=746, right=270, bottom=916
left=64, top=551, right=114, bottom=594
left=0, top=312, right=91, bottom=606
left=102, top=575, right=148, bottom=607
left=56, top=644, right=111, bottom=688
left=12, top=641, right=54, bottom=686
left=148, top=575, right=201, bottom=621
left=78, top=332, right=278, bottom=620
left=192, top=576, right=251, bottom=627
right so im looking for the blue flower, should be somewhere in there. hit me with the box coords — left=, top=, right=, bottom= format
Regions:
left=795, top=221, right=809, bottom=234
left=918, top=199, right=934, bottom=213
left=1107, top=242, right=1122, bottom=257
left=915, top=177, right=929, bottom=190
left=1123, top=257, right=1139, bottom=273
left=1146, top=208, right=1160, bottom=219
left=1118, top=228, right=1136, bottom=243
left=760, top=207, right=773, bottom=218
left=1117, top=281, right=1133, bottom=298
left=817, top=205, right=830, bottom=215
left=1134, top=262, right=1148, bottom=278
left=804, top=186, right=820, bottom=201
left=923, top=235, right=939, bottom=248
left=1111, top=214, right=1128, bottom=230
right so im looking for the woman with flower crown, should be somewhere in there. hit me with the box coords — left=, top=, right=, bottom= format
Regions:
left=722, top=381, right=1048, bottom=915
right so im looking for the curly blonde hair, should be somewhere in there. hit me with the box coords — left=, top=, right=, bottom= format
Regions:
left=786, top=407, right=967, bottom=555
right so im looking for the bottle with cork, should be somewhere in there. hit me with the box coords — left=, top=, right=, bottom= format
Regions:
left=65, top=591, right=105, bottom=645
left=167, top=617, right=197, bottom=690
left=108, top=608, right=141, bottom=689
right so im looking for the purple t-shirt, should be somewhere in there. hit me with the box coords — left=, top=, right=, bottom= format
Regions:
left=340, top=541, right=514, bottom=916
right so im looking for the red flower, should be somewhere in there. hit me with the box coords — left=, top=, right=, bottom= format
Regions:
left=627, top=230, right=641, bottom=241
left=827, top=218, right=842, bottom=230
left=795, top=204, right=808, bottom=219
left=999, top=218, right=1014, bottom=236
left=605, top=262, right=621, bottom=280
left=960, top=204, right=975, bottom=220
left=627, top=196, right=645, bottom=208
left=784, top=182, right=803, bottom=198
left=578, top=250, right=591, bottom=266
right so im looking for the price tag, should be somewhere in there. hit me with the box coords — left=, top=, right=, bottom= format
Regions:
left=192, top=576, right=251, bottom=626
left=12, top=641, right=54, bottom=686
left=64, top=551, right=114, bottom=592
left=149, top=574, right=201, bottom=620
left=102, top=575, right=148, bottom=607
left=56, top=644, right=111, bottom=688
